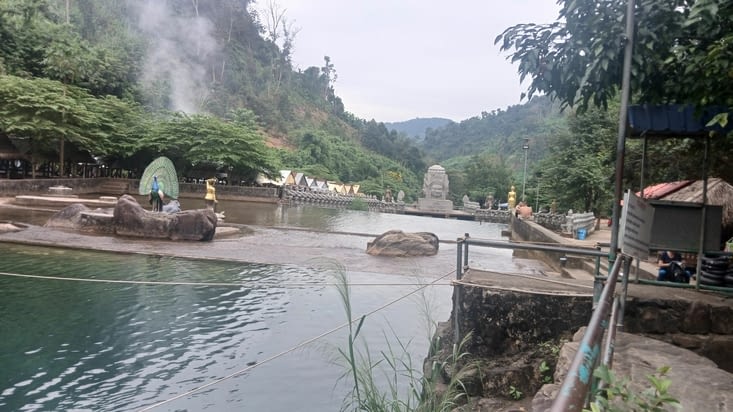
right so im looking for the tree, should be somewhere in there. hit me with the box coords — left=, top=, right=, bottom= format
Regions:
left=495, top=0, right=733, bottom=112
left=538, top=107, right=617, bottom=215
left=140, top=110, right=279, bottom=181
left=0, top=75, right=137, bottom=177
left=461, top=153, right=513, bottom=205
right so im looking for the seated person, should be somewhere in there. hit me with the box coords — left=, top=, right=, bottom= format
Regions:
left=657, top=250, right=692, bottom=282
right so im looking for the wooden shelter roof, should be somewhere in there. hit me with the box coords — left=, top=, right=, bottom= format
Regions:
left=637, top=177, right=733, bottom=235
left=658, top=178, right=733, bottom=228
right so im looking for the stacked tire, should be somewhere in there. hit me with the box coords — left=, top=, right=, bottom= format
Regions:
left=699, top=255, right=732, bottom=287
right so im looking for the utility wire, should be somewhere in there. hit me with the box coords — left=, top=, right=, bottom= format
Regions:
left=136, top=268, right=456, bottom=411
left=0, top=271, right=451, bottom=288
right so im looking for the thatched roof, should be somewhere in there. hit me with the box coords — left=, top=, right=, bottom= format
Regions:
left=660, top=178, right=733, bottom=228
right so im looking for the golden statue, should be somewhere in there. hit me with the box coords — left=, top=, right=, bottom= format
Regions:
left=508, top=185, right=516, bottom=210
left=205, top=178, right=218, bottom=210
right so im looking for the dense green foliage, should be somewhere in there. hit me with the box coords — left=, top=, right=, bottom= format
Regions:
left=422, top=96, right=566, bottom=163
left=420, top=96, right=569, bottom=205
left=279, top=130, right=420, bottom=199
left=496, top=0, right=733, bottom=111
left=495, top=0, right=733, bottom=211
left=0, top=74, right=143, bottom=175
left=139, top=110, right=280, bottom=182
left=538, top=106, right=618, bottom=215
left=2, top=0, right=731, bottom=209
left=0, top=0, right=428, bottom=194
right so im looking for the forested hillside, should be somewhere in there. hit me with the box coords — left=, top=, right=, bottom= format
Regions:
left=385, top=117, right=453, bottom=140
left=6, top=0, right=696, bottom=215
left=0, top=0, right=428, bottom=199
left=421, top=96, right=567, bottom=166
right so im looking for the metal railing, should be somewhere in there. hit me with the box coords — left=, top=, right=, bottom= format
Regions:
left=453, top=234, right=632, bottom=411
left=551, top=255, right=631, bottom=411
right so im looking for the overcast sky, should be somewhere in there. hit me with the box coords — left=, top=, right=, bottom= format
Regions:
left=272, top=0, right=561, bottom=123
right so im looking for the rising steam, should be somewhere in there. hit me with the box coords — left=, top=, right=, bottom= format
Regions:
left=132, top=1, right=221, bottom=113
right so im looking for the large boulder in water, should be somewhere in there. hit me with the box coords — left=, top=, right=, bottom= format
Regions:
left=112, top=195, right=217, bottom=241
left=366, top=230, right=439, bottom=257
left=169, top=208, right=218, bottom=241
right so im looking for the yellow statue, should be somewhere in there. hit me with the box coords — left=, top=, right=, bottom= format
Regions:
left=205, top=178, right=218, bottom=210
left=508, top=185, right=516, bottom=210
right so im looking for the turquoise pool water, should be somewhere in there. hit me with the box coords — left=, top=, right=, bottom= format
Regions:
left=0, top=203, right=513, bottom=410
left=0, top=243, right=453, bottom=411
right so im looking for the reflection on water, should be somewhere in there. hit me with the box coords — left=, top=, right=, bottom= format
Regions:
left=1, top=196, right=507, bottom=241
left=0, top=244, right=454, bottom=411
left=0, top=198, right=511, bottom=410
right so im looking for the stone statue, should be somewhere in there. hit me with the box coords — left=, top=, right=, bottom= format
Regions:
left=508, top=186, right=517, bottom=210
left=396, top=190, right=405, bottom=203
left=422, top=165, right=450, bottom=200
left=417, top=165, right=453, bottom=212
left=485, top=193, right=494, bottom=210
left=162, top=199, right=181, bottom=213
left=384, top=188, right=393, bottom=203
left=205, top=178, right=218, bottom=211
left=550, top=199, right=557, bottom=214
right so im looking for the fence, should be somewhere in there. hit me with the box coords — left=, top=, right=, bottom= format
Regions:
left=562, top=212, right=597, bottom=238
left=284, top=187, right=406, bottom=213
left=533, top=212, right=566, bottom=231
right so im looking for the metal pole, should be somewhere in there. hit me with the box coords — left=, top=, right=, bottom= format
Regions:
left=610, top=0, right=636, bottom=268
left=463, top=233, right=470, bottom=272
left=551, top=257, right=624, bottom=412
left=454, top=237, right=463, bottom=346
left=521, top=139, right=529, bottom=202
left=695, top=136, right=710, bottom=290
left=636, top=136, right=647, bottom=283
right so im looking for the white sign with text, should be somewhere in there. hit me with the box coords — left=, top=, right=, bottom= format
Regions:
left=619, top=190, right=654, bottom=260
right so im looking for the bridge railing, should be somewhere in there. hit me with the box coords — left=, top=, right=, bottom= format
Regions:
left=562, top=212, right=597, bottom=238
left=454, top=234, right=631, bottom=410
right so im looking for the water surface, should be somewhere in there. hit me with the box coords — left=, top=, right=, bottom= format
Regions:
left=0, top=202, right=511, bottom=411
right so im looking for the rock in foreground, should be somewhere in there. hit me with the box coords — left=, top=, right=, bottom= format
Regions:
left=366, top=230, right=439, bottom=256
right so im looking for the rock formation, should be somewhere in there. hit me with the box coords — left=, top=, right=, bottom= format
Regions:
left=46, top=195, right=217, bottom=241
left=366, top=230, right=439, bottom=256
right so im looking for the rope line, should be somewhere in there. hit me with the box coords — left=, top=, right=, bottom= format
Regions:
left=0, top=271, right=452, bottom=288
left=136, top=268, right=457, bottom=412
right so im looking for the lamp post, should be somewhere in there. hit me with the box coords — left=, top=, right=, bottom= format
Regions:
left=521, top=138, right=529, bottom=202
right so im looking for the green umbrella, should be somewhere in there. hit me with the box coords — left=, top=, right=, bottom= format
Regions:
left=138, top=156, right=179, bottom=199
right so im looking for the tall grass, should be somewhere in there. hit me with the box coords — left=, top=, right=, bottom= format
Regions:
left=330, top=262, right=472, bottom=411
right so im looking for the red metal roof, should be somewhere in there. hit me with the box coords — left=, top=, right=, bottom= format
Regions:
left=636, top=180, right=694, bottom=199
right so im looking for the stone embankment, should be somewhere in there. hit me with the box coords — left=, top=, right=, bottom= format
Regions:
left=425, top=217, right=733, bottom=411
